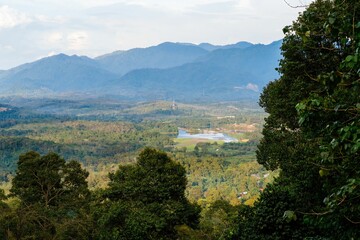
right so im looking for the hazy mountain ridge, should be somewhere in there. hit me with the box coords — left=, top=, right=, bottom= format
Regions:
left=206, top=41, right=254, bottom=50
left=95, top=42, right=209, bottom=75
left=0, top=54, right=118, bottom=94
left=0, top=40, right=282, bottom=101
left=177, top=41, right=254, bottom=51
left=118, top=40, right=282, bottom=101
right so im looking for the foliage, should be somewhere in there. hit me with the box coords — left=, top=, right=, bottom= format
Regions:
left=243, top=0, right=360, bottom=239
left=0, top=188, right=11, bottom=239
left=0, top=101, right=269, bottom=204
left=173, top=150, right=273, bottom=205
left=7, top=151, right=92, bottom=239
left=0, top=120, right=176, bottom=180
left=199, top=200, right=241, bottom=239
left=93, top=148, right=200, bottom=240
left=0, top=100, right=273, bottom=237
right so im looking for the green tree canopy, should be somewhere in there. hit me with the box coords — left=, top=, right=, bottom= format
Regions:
left=241, top=0, right=360, bottom=239
left=0, top=188, right=11, bottom=239
left=9, top=151, right=91, bottom=239
left=93, top=147, right=200, bottom=240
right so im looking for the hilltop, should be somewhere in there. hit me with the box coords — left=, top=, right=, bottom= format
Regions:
left=0, top=40, right=282, bottom=102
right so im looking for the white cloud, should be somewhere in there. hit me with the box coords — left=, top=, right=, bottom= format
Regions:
left=234, top=83, right=259, bottom=92
left=35, top=51, right=57, bottom=61
left=35, top=14, right=67, bottom=24
left=47, top=51, right=57, bottom=57
left=47, top=32, right=64, bottom=44
left=245, top=83, right=259, bottom=92
left=3, top=45, right=14, bottom=51
left=190, top=0, right=252, bottom=14
left=0, top=0, right=315, bottom=69
left=67, top=31, right=89, bottom=50
left=0, top=5, right=32, bottom=29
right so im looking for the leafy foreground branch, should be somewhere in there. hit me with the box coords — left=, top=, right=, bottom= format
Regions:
left=236, top=0, right=360, bottom=239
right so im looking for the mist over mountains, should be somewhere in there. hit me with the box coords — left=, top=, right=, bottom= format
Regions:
left=96, top=42, right=209, bottom=76
left=0, top=40, right=282, bottom=102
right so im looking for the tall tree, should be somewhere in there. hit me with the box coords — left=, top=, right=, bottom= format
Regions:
left=0, top=189, right=11, bottom=239
left=93, top=148, right=200, bottom=240
left=9, top=151, right=91, bottom=239
left=240, top=0, right=360, bottom=239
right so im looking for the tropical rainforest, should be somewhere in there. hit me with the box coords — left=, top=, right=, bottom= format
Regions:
left=0, top=0, right=359, bottom=239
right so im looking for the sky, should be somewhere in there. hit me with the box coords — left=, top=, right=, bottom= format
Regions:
left=0, top=0, right=311, bottom=70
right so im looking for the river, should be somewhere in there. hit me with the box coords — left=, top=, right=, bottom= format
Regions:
left=177, top=129, right=238, bottom=143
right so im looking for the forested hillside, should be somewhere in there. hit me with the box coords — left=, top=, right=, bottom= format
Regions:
left=0, top=0, right=359, bottom=239
left=236, top=0, right=360, bottom=239
left=0, top=100, right=269, bottom=203
left=0, top=99, right=271, bottom=238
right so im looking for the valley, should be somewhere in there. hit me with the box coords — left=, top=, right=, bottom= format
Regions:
left=0, top=39, right=281, bottom=238
left=1, top=0, right=358, bottom=238
left=0, top=97, right=273, bottom=206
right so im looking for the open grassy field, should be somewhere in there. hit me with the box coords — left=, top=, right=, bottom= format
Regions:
left=174, top=138, right=225, bottom=150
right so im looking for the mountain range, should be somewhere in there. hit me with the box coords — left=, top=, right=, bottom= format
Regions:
left=0, top=40, right=282, bottom=102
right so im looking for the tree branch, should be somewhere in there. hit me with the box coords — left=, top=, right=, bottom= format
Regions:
left=344, top=215, right=360, bottom=224
left=297, top=210, right=332, bottom=216
left=283, top=0, right=308, bottom=8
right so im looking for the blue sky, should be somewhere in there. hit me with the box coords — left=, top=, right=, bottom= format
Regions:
left=0, top=0, right=311, bottom=69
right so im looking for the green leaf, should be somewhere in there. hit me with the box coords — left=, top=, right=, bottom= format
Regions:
left=296, top=102, right=306, bottom=111
left=351, top=142, right=360, bottom=153
left=283, top=210, right=297, bottom=222
left=334, top=104, right=341, bottom=112
left=311, top=99, right=321, bottom=107
left=320, top=151, right=329, bottom=159
left=345, top=55, right=353, bottom=62
left=319, top=169, right=330, bottom=177
left=283, top=26, right=290, bottom=34
left=329, top=17, right=335, bottom=24
left=298, top=116, right=306, bottom=126
left=330, top=139, right=338, bottom=149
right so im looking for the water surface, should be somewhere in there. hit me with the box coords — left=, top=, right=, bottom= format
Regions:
left=177, top=129, right=238, bottom=143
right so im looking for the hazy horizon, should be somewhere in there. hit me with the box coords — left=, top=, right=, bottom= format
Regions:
left=0, top=0, right=312, bottom=70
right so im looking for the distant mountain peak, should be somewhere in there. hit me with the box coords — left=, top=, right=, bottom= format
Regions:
left=54, top=53, right=68, bottom=57
left=0, top=39, right=282, bottom=101
left=95, top=41, right=209, bottom=75
left=39, top=53, right=83, bottom=62
left=157, top=41, right=177, bottom=46
left=197, top=41, right=254, bottom=51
